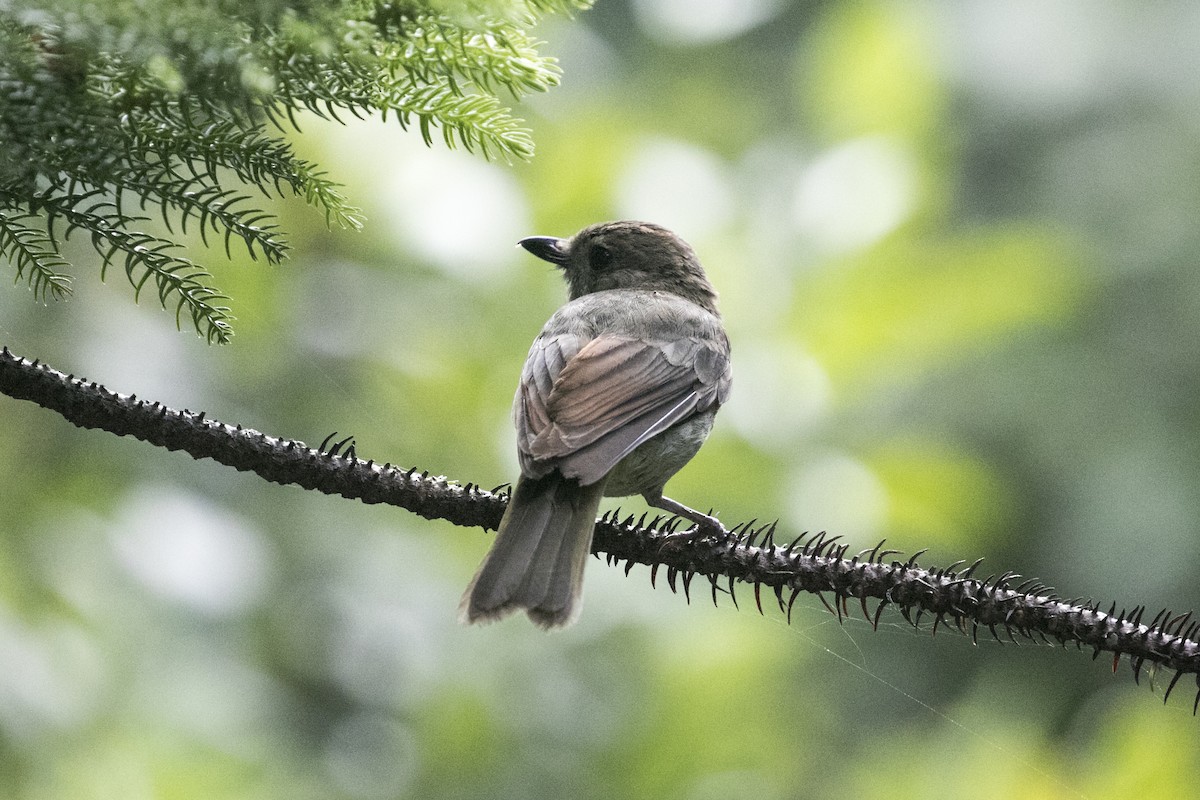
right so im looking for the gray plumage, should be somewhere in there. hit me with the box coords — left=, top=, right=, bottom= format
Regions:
left=460, top=221, right=732, bottom=629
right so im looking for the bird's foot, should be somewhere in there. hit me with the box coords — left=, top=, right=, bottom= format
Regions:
left=644, top=493, right=731, bottom=551
left=657, top=512, right=732, bottom=551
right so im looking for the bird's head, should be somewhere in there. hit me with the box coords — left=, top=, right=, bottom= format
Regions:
left=518, top=221, right=719, bottom=316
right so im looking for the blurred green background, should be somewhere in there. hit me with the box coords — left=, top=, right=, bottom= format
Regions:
left=4, top=1, right=1200, bottom=797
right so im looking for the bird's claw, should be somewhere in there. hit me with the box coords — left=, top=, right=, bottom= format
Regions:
left=657, top=515, right=731, bottom=552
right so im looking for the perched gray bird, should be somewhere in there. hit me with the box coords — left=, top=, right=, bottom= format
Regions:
left=460, top=221, right=732, bottom=629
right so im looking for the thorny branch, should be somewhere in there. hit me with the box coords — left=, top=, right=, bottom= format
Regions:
left=2, top=346, right=1199, bottom=711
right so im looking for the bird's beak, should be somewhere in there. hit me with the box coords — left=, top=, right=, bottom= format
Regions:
left=517, top=236, right=569, bottom=266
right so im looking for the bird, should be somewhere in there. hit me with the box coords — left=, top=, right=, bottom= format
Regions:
left=459, top=221, right=732, bottom=629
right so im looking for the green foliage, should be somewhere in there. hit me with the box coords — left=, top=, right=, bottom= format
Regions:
left=0, top=0, right=585, bottom=342
left=6, top=2, right=1200, bottom=797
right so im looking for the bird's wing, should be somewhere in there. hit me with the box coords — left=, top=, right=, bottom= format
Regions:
left=515, top=332, right=728, bottom=485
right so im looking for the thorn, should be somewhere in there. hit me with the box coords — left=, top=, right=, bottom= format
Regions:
left=1132, top=657, right=1144, bottom=685
left=754, top=582, right=764, bottom=615
left=1111, top=652, right=1121, bottom=674
left=666, top=567, right=678, bottom=594
left=1164, top=669, right=1184, bottom=704
left=816, top=592, right=837, bottom=618
left=1131, top=605, right=1147, bottom=627
left=817, top=535, right=844, bottom=557
left=787, top=589, right=801, bottom=624
left=649, top=563, right=659, bottom=589
left=728, top=576, right=739, bottom=610
left=862, top=540, right=886, bottom=562
left=756, top=521, right=774, bottom=548
left=872, top=599, right=887, bottom=630
left=905, top=549, right=929, bottom=568
left=961, top=558, right=985, bottom=578
left=682, top=571, right=694, bottom=604
left=318, top=431, right=337, bottom=452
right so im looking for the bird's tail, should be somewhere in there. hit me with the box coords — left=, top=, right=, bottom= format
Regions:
left=459, top=473, right=605, bottom=629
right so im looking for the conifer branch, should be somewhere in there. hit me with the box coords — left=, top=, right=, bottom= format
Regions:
left=33, top=189, right=234, bottom=343
left=0, top=210, right=73, bottom=300
left=0, top=0, right=588, bottom=339
left=3, top=345, right=1198, bottom=712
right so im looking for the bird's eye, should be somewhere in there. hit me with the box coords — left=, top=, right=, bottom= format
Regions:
left=588, top=243, right=613, bottom=271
